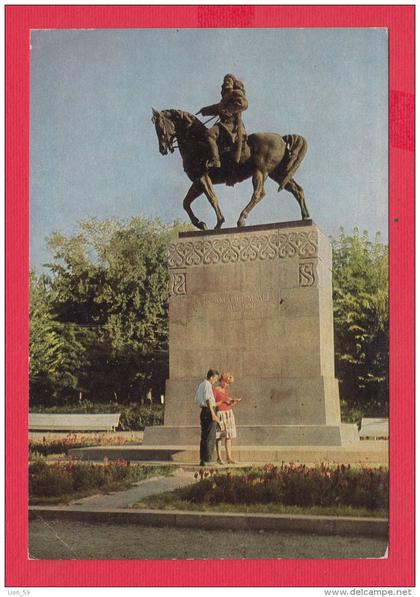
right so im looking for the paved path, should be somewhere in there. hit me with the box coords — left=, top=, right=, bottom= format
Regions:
left=68, top=468, right=194, bottom=509
left=29, top=519, right=388, bottom=560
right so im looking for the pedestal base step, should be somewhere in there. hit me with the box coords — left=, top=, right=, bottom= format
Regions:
left=68, top=441, right=388, bottom=466
left=143, top=425, right=345, bottom=446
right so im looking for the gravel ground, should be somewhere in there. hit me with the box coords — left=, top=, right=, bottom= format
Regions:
left=29, top=519, right=387, bottom=560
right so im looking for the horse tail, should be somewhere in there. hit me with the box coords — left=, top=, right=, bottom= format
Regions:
left=276, top=135, right=308, bottom=191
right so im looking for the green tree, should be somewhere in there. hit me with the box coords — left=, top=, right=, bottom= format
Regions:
left=43, top=217, right=190, bottom=403
left=29, top=272, right=86, bottom=405
left=331, top=228, right=388, bottom=418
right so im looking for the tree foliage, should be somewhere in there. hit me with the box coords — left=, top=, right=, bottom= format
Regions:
left=331, top=228, right=388, bottom=417
left=30, top=217, right=190, bottom=405
left=30, top=272, right=86, bottom=404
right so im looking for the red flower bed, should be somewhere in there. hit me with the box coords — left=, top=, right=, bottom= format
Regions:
left=188, top=464, right=388, bottom=510
left=29, top=432, right=132, bottom=456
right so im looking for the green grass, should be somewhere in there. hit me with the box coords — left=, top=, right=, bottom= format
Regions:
left=133, top=488, right=387, bottom=518
left=30, top=481, right=136, bottom=506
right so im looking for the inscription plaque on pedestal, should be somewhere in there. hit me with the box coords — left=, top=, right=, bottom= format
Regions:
left=143, top=220, right=343, bottom=447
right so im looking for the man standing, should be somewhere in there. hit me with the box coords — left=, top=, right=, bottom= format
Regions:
left=195, top=369, right=220, bottom=466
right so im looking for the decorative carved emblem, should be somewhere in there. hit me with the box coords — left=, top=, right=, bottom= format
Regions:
left=299, top=262, right=316, bottom=287
left=168, top=230, right=317, bottom=268
left=169, top=271, right=187, bottom=296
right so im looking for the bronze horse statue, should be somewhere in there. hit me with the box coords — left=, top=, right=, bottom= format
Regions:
left=152, top=108, right=309, bottom=230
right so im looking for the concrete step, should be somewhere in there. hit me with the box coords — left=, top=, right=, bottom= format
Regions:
left=143, top=425, right=344, bottom=446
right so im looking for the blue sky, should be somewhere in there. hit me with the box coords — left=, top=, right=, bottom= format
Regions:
left=30, top=28, right=388, bottom=269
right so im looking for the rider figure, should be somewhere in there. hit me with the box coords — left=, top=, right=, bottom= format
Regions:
left=198, top=74, right=248, bottom=171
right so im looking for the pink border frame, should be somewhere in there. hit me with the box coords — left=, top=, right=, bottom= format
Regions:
left=5, top=5, right=414, bottom=587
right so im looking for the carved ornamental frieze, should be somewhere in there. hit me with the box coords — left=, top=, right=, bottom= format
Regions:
left=168, top=230, right=318, bottom=269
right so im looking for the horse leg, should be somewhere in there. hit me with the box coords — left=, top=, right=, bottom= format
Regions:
left=237, top=170, right=267, bottom=227
left=200, top=174, right=225, bottom=229
left=284, top=178, right=310, bottom=220
left=279, top=135, right=308, bottom=190
left=183, top=181, right=207, bottom=230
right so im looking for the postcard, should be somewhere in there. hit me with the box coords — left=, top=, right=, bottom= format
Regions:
left=5, top=4, right=414, bottom=589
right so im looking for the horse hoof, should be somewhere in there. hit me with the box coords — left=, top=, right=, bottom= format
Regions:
left=214, top=218, right=225, bottom=230
left=197, top=221, right=207, bottom=231
left=237, top=219, right=245, bottom=227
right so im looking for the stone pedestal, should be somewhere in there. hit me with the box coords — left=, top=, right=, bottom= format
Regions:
left=143, top=220, right=343, bottom=447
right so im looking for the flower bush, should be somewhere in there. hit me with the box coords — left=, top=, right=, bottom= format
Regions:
left=188, top=463, right=388, bottom=510
left=29, top=458, right=166, bottom=499
left=118, top=404, right=164, bottom=431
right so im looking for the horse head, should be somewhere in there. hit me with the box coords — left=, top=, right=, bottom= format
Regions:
left=152, top=108, right=176, bottom=155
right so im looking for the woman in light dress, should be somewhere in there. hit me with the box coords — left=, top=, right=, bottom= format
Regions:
left=213, top=372, right=241, bottom=465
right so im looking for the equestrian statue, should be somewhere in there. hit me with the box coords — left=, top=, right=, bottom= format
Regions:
left=152, top=73, right=309, bottom=230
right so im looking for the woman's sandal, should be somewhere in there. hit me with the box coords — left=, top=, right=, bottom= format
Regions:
left=217, top=458, right=225, bottom=465
left=227, top=459, right=237, bottom=464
